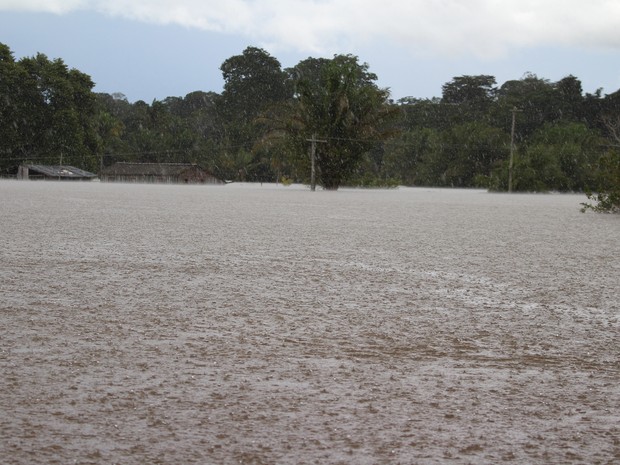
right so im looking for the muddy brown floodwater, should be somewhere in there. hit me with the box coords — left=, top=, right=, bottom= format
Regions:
left=1, top=181, right=619, bottom=464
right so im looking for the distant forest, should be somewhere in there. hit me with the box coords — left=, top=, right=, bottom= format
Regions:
left=1, top=42, right=619, bottom=195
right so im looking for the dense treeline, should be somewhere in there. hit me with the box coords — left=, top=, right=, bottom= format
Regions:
left=1, top=42, right=619, bottom=202
left=393, top=74, right=619, bottom=193
left=0, top=43, right=99, bottom=173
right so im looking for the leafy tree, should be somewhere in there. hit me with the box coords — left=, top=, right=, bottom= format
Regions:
left=220, top=47, right=288, bottom=121
left=284, top=54, right=399, bottom=189
left=94, top=109, right=124, bottom=165
left=397, top=97, right=456, bottom=131
left=582, top=108, right=620, bottom=212
left=556, top=75, right=584, bottom=121
left=0, top=43, right=24, bottom=175
left=542, top=123, right=600, bottom=190
left=492, top=122, right=601, bottom=191
left=175, top=91, right=224, bottom=173
left=217, top=46, right=289, bottom=181
left=442, top=75, right=497, bottom=104
left=382, top=127, right=441, bottom=185
left=1, top=49, right=99, bottom=171
left=442, top=75, right=497, bottom=123
left=581, top=150, right=620, bottom=213
left=438, top=122, right=508, bottom=187
left=494, top=73, right=560, bottom=138
left=94, top=93, right=128, bottom=164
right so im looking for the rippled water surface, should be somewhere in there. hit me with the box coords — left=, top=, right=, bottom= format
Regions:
left=1, top=181, right=619, bottom=464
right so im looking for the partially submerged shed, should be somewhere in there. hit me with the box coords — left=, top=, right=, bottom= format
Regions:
left=17, top=165, right=97, bottom=181
left=100, top=163, right=223, bottom=184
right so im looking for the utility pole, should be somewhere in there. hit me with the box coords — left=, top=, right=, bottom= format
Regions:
left=307, top=134, right=326, bottom=191
left=508, top=106, right=521, bottom=193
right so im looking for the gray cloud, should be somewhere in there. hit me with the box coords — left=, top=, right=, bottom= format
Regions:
left=2, top=0, right=620, bottom=57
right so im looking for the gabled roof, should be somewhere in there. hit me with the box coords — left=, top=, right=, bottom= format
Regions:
left=25, top=165, right=97, bottom=178
left=100, top=162, right=205, bottom=176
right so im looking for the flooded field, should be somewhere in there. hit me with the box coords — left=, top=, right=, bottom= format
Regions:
left=1, top=180, right=619, bottom=464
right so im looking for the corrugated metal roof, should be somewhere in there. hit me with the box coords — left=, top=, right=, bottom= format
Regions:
left=26, top=165, right=97, bottom=178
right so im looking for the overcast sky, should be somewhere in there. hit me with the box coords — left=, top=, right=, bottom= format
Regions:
left=2, top=0, right=620, bottom=102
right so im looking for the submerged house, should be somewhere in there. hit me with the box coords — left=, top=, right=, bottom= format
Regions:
left=100, top=162, right=223, bottom=184
left=17, top=165, right=97, bottom=181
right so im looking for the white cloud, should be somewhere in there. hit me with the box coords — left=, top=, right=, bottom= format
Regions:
left=2, top=0, right=620, bottom=57
left=0, top=0, right=88, bottom=14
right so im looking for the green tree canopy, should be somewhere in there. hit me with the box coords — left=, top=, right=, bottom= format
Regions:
left=581, top=150, right=620, bottom=213
left=442, top=75, right=497, bottom=109
left=216, top=46, right=290, bottom=181
left=0, top=43, right=23, bottom=174
left=219, top=46, right=288, bottom=123
left=286, top=54, right=399, bottom=189
left=0, top=44, right=99, bottom=173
